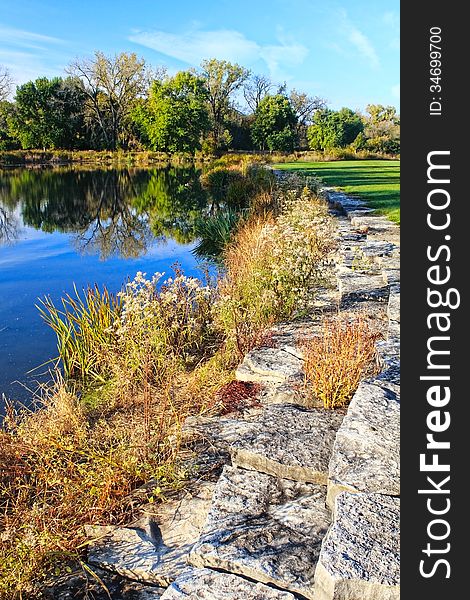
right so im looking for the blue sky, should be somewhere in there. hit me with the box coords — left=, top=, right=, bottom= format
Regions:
left=0, top=0, right=399, bottom=112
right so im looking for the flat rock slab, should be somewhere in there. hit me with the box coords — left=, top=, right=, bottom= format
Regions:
left=185, top=404, right=343, bottom=484
left=314, top=492, right=400, bottom=600
left=351, top=215, right=398, bottom=233
left=190, top=466, right=331, bottom=599
left=325, top=189, right=366, bottom=213
left=270, top=320, right=322, bottom=346
left=236, top=346, right=303, bottom=383
left=161, top=568, right=296, bottom=600
left=376, top=338, right=400, bottom=370
left=387, top=292, right=400, bottom=323
left=258, top=382, right=306, bottom=406
left=338, top=269, right=389, bottom=305
left=388, top=321, right=400, bottom=340
left=86, top=482, right=215, bottom=586
left=327, top=381, right=400, bottom=508
left=231, top=404, right=344, bottom=483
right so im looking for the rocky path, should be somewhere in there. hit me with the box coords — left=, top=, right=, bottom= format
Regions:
left=84, top=189, right=400, bottom=600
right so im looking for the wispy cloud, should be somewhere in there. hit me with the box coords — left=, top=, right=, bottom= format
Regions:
left=0, top=25, right=64, bottom=50
left=129, top=26, right=308, bottom=79
left=260, top=39, right=309, bottom=79
left=339, top=11, right=380, bottom=69
left=0, top=25, right=67, bottom=88
left=348, top=27, right=379, bottom=68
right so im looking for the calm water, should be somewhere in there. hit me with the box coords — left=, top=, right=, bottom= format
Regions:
left=0, top=165, right=215, bottom=406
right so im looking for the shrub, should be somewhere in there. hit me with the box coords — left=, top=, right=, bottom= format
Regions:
left=193, top=209, right=241, bottom=259
left=200, top=163, right=276, bottom=209
left=215, top=178, right=337, bottom=354
left=39, top=269, right=218, bottom=394
left=200, top=166, right=246, bottom=204
left=302, top=316, right=380, bottom=409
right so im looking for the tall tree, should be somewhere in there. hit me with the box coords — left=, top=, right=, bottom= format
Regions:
left=307, top=108, right=364, bottom=151
left=243, top=74, right=274, bottom=113
left=200, top=59, right=249, bottom=150
left=8, top=77, right=87, bottom=149
left=0, top=65, right=13, bottom=102
left=364, top=104, right=400, bottom=137
left=362, top=104, right=400, bottom=154
left=289, top=90, right=326, bottom=148
left=133, top=71, right=210, bottom=154
left=67, top=52, right=149, bottom=149
left=251, top=94, right=297, bottom=152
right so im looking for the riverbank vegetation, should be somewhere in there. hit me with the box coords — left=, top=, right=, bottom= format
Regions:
left=0, top=54, right=399, bottom=158
left=0, top=164, right=339, bottom=598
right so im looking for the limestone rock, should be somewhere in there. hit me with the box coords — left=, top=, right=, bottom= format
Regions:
left=230, top=404, right=343, bottom=483
left=388, top=321, right=400, bottom=340
left=236, top=346, right=303, bottom=383
left=314, top=492, right=400, bottom=600
left=351, top=215, right=398, bottom=233
left=190, top=466, right=331, bottom=599
left=86, top=482, right=215, bottom=586
left=161, top=568, right=296, bottom=599
left=184, top=404, right=343, bottom=484
left=258, top=382, right=305, bottom=406
left=387, top=292, right=400, bottom=323
left=327, top=381, right=400, bottom=508
left=376, top=338, right=400, bottom=370
left=338, top=268, right=389, bottom=305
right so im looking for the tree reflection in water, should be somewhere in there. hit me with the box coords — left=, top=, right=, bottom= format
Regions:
left=0, top=165, right=214, bottom=260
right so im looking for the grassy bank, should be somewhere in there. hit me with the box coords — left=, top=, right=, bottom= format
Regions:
left=1, top=164, right=349, bottom=598
left=274, top=160, right=400, bottom=223
left=0, top=149, right=398, bottom=168
left=0, top=149, right=203, bottom=167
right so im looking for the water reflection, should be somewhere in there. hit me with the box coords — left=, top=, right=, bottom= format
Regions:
left=0, top=165, right=211, bottom=259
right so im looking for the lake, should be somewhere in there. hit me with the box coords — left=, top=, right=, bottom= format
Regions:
left=0, top=165, right=216, bottom=407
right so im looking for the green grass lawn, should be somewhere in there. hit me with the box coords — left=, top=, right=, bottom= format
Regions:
left=274, top=160, right=400, bottom=224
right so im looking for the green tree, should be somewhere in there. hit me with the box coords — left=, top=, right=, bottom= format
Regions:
left=67, top=52, right=150, bottom=149
left=251, top=94, right=297, bottom=151
left=200, top=59, right=250, bottom=150
left=363, top=104, right=400, bottom=153
left=8, top=77, right=87, bottom=149
left=133, top=71, right=210, bottom=154
left=0, top=101, right=18, bottom=149
left=307, top=108, right=364, bottom=150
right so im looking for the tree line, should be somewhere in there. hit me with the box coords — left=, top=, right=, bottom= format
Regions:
left=0, top=54, right=400, bottom=154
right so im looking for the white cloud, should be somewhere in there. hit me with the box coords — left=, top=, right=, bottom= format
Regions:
left=0, top=25, right=64, bottom=50
left=260, top=42, right=308, bottom=79
left=347, top=26, right=379, bottom=69
left=129, top=27, right=308, bottom=78
left=338, top=11, right=380, bottom=69
left=0, top=25, right=66, bottom=89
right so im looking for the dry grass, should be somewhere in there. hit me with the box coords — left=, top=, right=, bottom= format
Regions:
left=0, top=372, right=204, bottom=598
left=303, top=316, right=380, bottom=409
